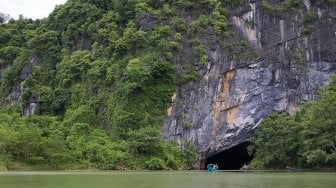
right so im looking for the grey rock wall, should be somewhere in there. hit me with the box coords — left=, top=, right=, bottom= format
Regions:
left=163, top=0, right=336, bottom=168
left=6, top=54, right=42, bottom=115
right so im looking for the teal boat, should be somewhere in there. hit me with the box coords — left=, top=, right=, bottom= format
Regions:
left=207, top=164, right=218, bottom=172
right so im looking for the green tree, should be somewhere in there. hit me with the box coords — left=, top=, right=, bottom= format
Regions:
left=249, top=75, right=336, bottom=169
left=248, top=112, right=302, bottom=169
left=300, top=75, right=336, bottom=167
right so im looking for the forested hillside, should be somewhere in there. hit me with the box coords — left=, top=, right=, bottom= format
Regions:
left=0, top=0, right=221, bottom=170
left=0, top=0, right=335, bottom=170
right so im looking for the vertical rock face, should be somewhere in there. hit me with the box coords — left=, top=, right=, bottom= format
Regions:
left=164, top=1, right=336, bottom=167
left=24, top=102, right=38, bottom=116
left=6, top=54, right=42, bottom=115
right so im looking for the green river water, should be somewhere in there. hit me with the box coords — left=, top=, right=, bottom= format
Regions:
left=0, top=171, right=335, bottom=188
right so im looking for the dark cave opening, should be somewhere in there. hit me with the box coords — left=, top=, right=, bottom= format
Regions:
left=205, top=142, right=253, bottom=170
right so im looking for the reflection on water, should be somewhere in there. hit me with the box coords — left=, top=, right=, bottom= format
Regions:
left=0, top=171, right=335, bottom=188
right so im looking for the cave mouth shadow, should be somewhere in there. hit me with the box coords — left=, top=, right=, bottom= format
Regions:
left=205, top=142, right=253, bottom=170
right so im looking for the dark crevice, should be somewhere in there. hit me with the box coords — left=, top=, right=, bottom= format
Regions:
left=205, top=142, right=253, bottom=170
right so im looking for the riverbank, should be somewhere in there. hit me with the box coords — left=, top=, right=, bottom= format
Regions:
left=1, top=160, right=335, bottom=172
left=1, top=166, right=336, bottom=173
left=0, top=163, right=103, bottom=172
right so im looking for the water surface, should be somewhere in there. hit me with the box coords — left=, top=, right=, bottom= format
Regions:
left=0, top=171, right=335, bottom=188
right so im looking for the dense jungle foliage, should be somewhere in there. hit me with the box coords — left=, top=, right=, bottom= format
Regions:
left=249, top=75, right=336, bottom=169
left=0, top=0, right=250, bottom=170
left=1, top=0, right=231, bottom=170
left=0, top=0, right=335, bottom=170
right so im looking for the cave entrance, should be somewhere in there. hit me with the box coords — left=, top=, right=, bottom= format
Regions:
left=205, top=142, right=253, bottom=170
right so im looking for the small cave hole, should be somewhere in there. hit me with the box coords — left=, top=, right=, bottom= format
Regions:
left=205, top=142, right=253, bottom=170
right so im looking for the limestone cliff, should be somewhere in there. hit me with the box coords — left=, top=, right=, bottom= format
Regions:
left=163, top=0, right=336, bottom=168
